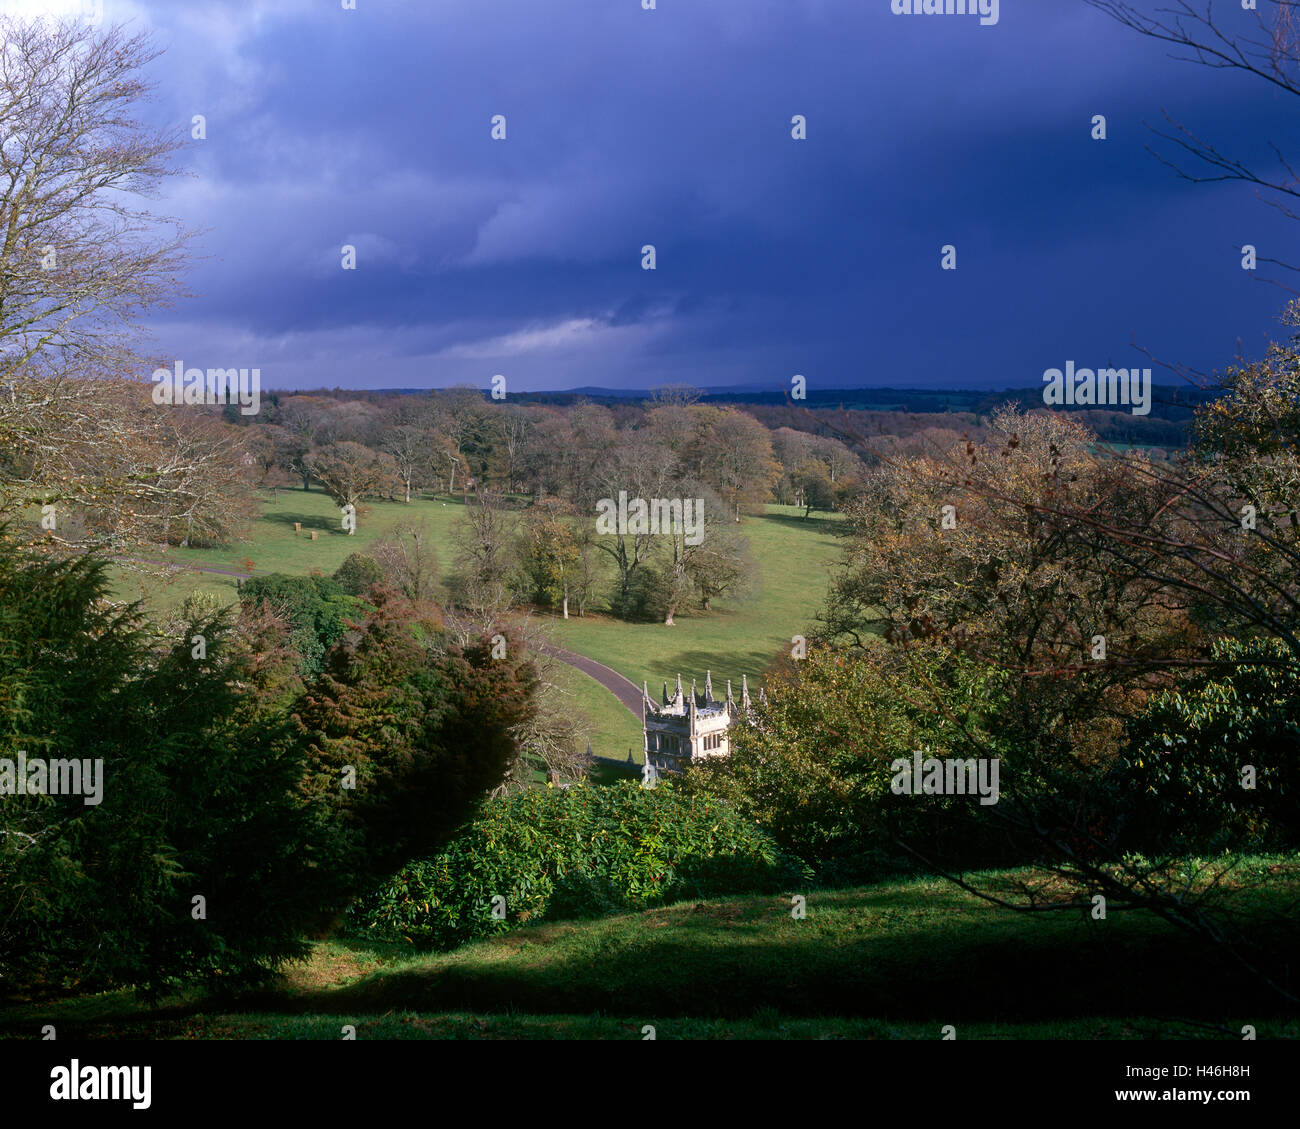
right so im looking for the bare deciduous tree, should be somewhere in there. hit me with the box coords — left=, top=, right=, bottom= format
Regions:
left=0, top=18, right=191, bottom=384
left=381, top=424, right=432, bottom=504
left=1085, top=0, right=1300, bottom=290
left=449, top=489, right=519, bottom=612
left=0, top=18, right=223, bottom=549
left=305, top=442, right=394, bottom=533
left=593, top=430, right=677, bottom=615
left=372, top=519, right=440, bottom=603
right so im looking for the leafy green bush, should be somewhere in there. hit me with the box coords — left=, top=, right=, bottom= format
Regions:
left=239, top=572, right=365, bottom=676
left=332, top=552, right=384, bottom=597
left=687, top=644, right=1019, bottom=881
left=347, top=779, right=805, bottom=948
left=1117, top=637, right=1300, bottom=853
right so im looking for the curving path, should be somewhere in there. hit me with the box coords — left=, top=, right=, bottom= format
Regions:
left=538, top=644, right=643, bottom=718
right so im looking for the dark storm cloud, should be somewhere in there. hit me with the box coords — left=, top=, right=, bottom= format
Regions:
left=98, top=0, right=1298, bottom=391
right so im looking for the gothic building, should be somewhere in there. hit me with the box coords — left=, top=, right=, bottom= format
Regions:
left=641, top=671, right=752, bottom=774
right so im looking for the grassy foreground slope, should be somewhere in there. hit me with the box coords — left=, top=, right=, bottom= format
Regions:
left=6, top=866, right=1295, bottom=1041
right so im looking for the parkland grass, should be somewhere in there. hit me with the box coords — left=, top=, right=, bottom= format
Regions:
left=108, top=491, right=844, bottom=759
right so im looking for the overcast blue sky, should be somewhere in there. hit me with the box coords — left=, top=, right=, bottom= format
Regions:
left=25, top=0, right=1299, bottom=392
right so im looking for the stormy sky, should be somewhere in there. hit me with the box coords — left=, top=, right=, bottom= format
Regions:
left=10, top=0, right=1297, bottom=393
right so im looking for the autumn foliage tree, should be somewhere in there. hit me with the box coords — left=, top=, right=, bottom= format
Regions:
left=305, top=441, right=396, bottom=533
left=745, top=375, right=1300, bottom=995
left=518, top=500, right=583, bottom=618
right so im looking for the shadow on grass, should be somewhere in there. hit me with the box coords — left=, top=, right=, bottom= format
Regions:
left=217, top=889, right=1300, bottom=1025
left=752, top=511, right=846, bottom=537
left=260, top=511, right=336, bottom=533
left=643, top=648, right=780, bottom=683
left=8, top=887, right=1295, bottom=1037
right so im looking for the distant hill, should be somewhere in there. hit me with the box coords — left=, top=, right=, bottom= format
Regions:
left=270, top=383, right=1218, bottom=448
left=353, top=382, right=1216, bottom=417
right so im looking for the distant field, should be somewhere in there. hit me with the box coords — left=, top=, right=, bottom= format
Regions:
left=547, top=505, right=845, bottom=690
left=108, top=494, right=847, bottom=672
left=109, top=486, right=470, bottom=611
left=108, top=491, right=844, bottom=759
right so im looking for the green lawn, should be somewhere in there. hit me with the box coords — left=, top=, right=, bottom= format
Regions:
left=547, top=505, right=845, bottom=690
left=6, top=865, right=1295, bottom=1040
left=109, top=486, right=472, bottom=611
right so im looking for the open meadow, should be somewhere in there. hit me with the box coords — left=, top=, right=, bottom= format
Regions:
left=109, top=490, right=845, bottom=763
